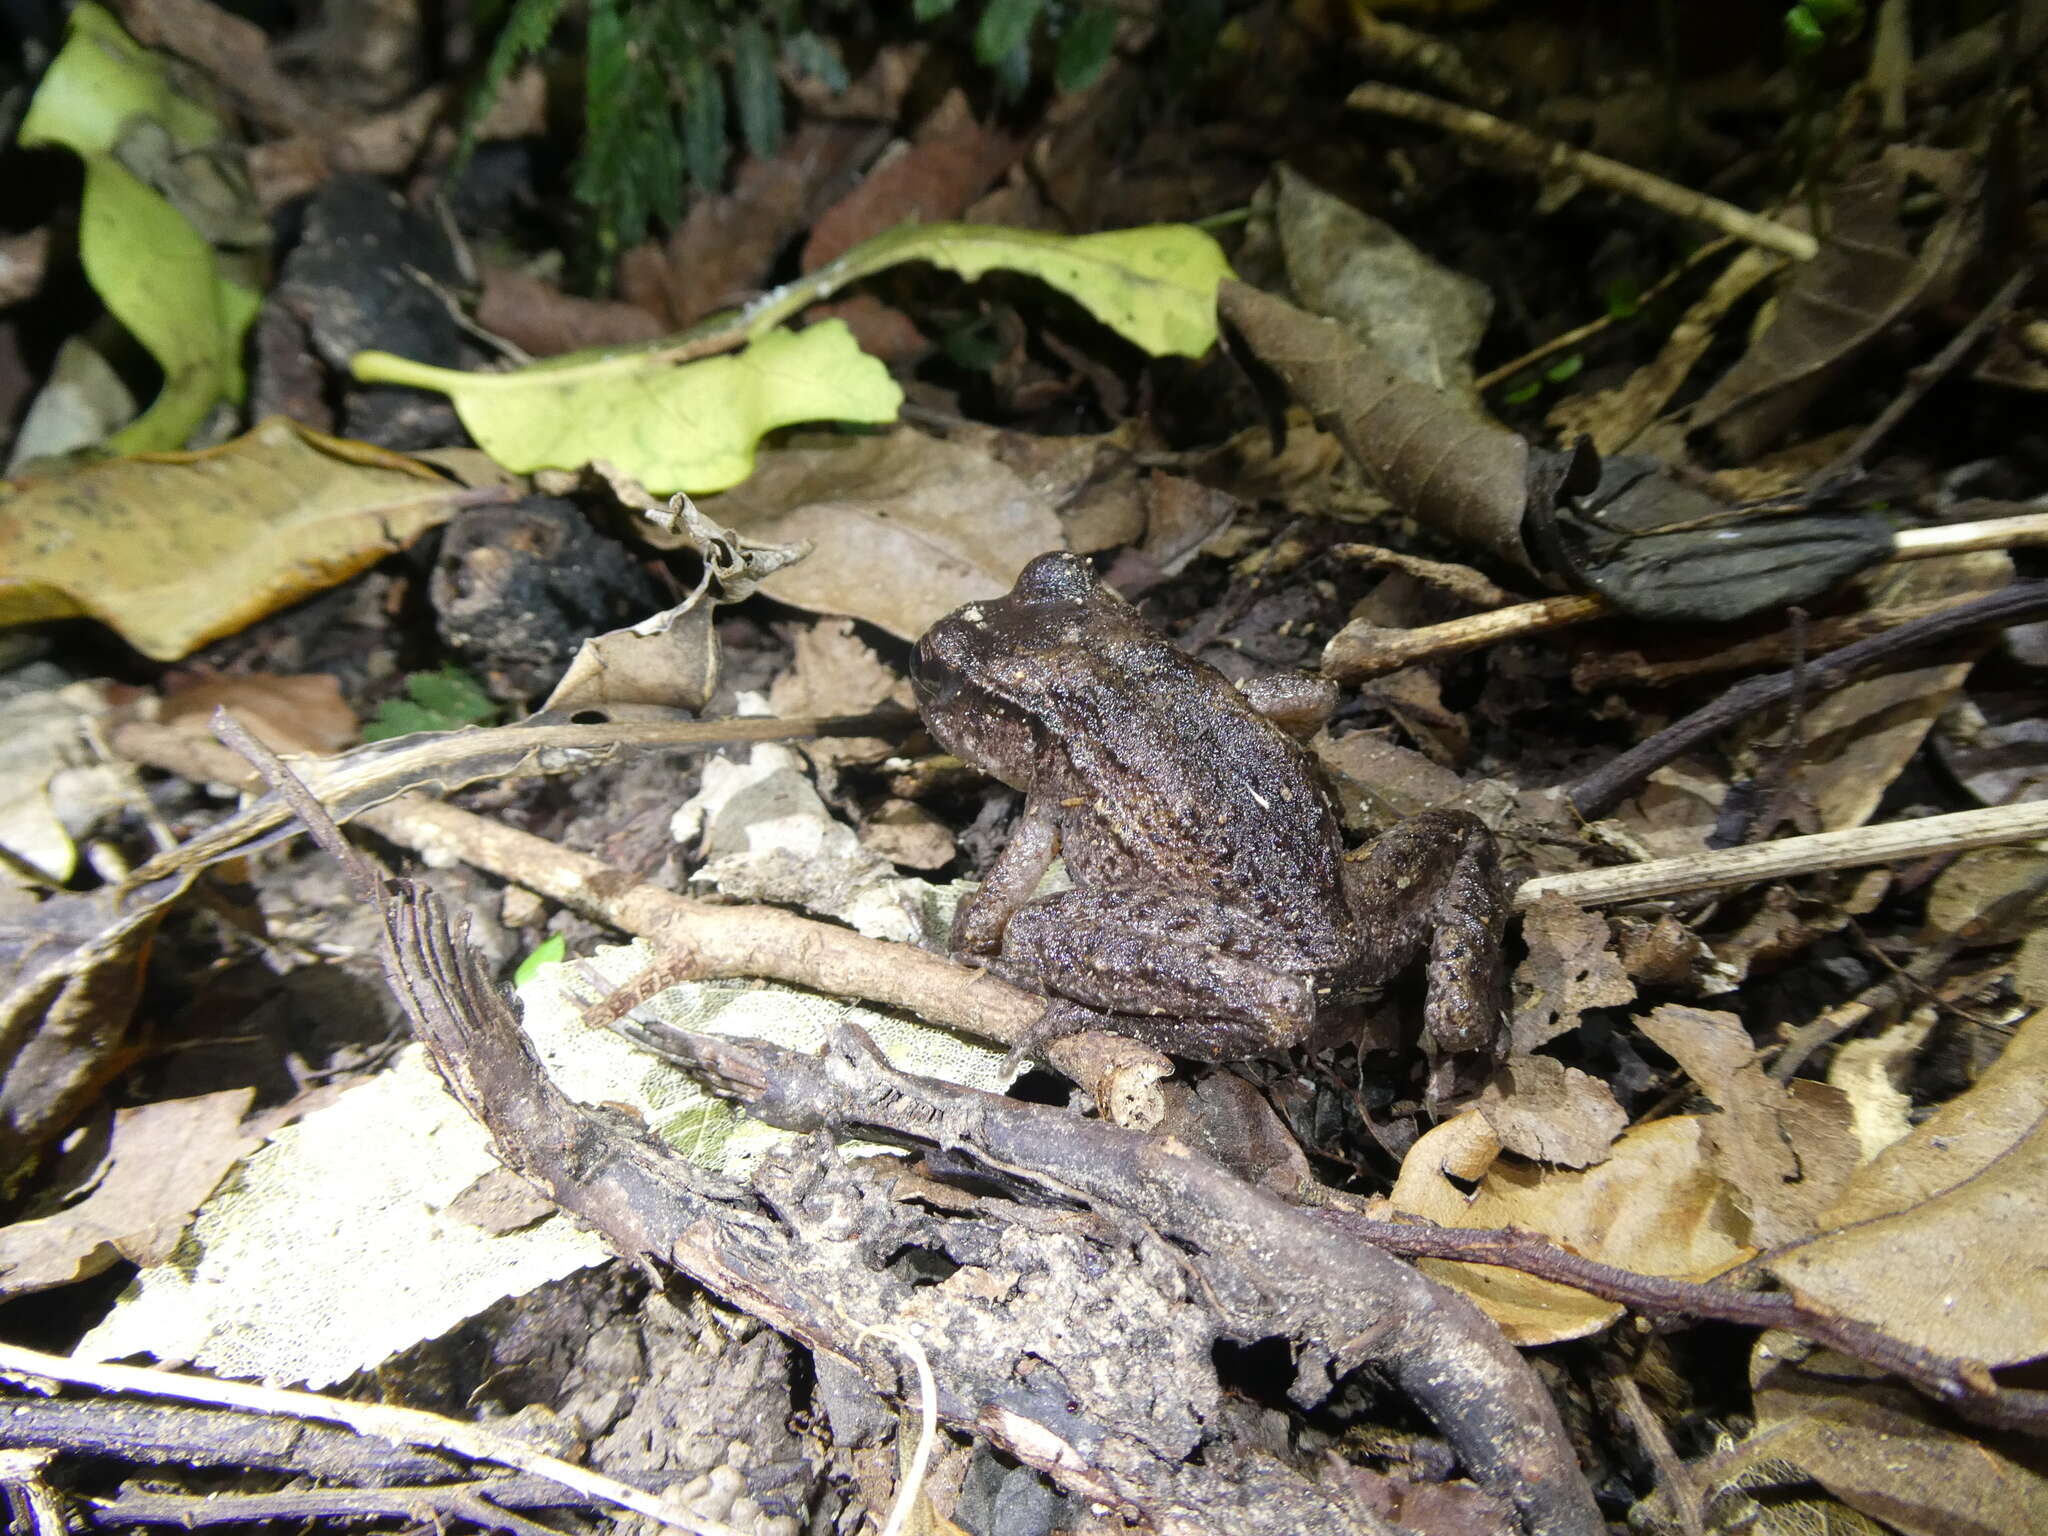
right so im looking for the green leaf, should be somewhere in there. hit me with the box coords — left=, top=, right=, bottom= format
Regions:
left=1784, top=5, right=1825, bottom=53
left=1055, top=6, right=1119, bottom=91
left=17, top=3, right=259, bottom=453
left=913, top=0, right=959, bottom=19
left=460, top=0, right=566, bottom=163
left=1503, top=379, right=1541, bottom=405
left=513, top=934, right=567, bottom=986
left=1545, top=353, right=1584, bottom=383
left=975, top=0, right=1045, bottom=65
left=363, top=665, right=500, bottom=740
left=1602, top=275, right=1642, bottom=320
left=732, top=19, right=782, bottom=159
left=353, top=321, right=904, bottom=494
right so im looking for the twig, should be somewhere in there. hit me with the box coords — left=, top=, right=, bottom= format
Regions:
left=1815, top=269, right=2032, bottom=493
left=1518, top=801, right=2048, bottom=910
left=1323, top=594, right=1608, bottom=682
left=1347, top=84, right=1819, bottom=261
left=1317, top=1211, right=2047, bottom=1432
left=0, top=1344, right=741, bottom=1536
left=1607, top=1369, right=1704, bottom=1536
left=81, top=1479, right=573, bottom=1534
left=1566, top=581, right=2048, bottom=818
left=1474, top=236, right=1737, bottom=394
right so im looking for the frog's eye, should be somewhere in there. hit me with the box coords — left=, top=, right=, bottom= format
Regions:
left=1013, top=549, right=1097, bottom=604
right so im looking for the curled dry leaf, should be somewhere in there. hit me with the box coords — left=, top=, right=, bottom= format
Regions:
left=1635, top=1004, right=1858, bottom=1248
left=0, top=417, right=488, bottom=661
left=702, top=429, right=1063, bottom=640
left=1217, top=280, right=1533, bottom=574
left=1766, top=1009, right=2048, bottom=1365
left=1388, top=1110, right=1754, bottom=1344
left=1267, top=166, right=1493, bottom=410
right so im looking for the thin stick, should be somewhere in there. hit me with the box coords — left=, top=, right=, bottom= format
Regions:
left=1815, top=269, right=2031, bottom=492
left=1348, top=84, right=1818, bottom=261
left=0, top=1343, right=739, bottom=1536
left=1474, top=236, right=1737, bottom=393
left=1515, top=800, right=2048, bottom=910
left=1567, top=582, right=2048, bottom=817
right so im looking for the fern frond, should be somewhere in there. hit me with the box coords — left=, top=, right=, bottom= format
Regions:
left=459, top=0, right=569, bottom=164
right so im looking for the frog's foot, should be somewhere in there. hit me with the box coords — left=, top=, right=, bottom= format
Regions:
left=1343, top=809, right=1508, bottom=1060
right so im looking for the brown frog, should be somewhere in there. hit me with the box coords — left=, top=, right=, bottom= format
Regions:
left=912, top=550, right=1506, bottom=1066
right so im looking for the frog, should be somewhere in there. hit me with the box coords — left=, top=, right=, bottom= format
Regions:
left=911, top=550, right=1506, bottom=1069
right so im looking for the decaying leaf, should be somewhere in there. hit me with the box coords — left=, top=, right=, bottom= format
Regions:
left=0, top=681, right=112, bottom=885
left=16, top=3, right=262, bottom=454
left=0, top=1088, right=257, bottom=1299
left=0, top=417, right=489, bottom=661
left=1707, top=1338, right=2048, bottom=1536
left=1510, top=893, right=1636, bottom=1053
left=1388, top=1110, right=1754, bottom=1344
left=1636, top=1004, right=1857, bottom=1247
left=1766, top=1010, right=2048, bottom=1364
left=1475, top=1054, right=1626, bottom=1169
left=703, top=429, right=1063, bottom=640
left=1733, top=553, right=2010, bottom=833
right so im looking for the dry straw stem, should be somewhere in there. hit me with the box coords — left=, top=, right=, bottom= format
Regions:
left=1517, top=800, right=2048, bottom=911
left=1347, top=83, right=1820, bottom=262
left=0, top=1342, right=740, bottom=1536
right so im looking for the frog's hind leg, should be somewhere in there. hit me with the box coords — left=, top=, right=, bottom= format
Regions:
left=991, top=887, right=1318, bottom=1062
left=1342, top=809, right=1507, bottom=1059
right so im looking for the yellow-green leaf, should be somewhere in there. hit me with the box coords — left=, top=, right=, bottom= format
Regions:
left=812, top=222, right=1233, bottom=359
left=0, top=417, right=488, bottom=660
left=353, top=320, right=903, bottom=495
left=17, top=3, right=259, bottom=454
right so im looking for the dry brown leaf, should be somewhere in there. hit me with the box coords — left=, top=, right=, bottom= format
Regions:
left=1388, top=1110, right=1753, bottom=1344
left=1689, top=147, right=1978, bottom=459
left=1510, top=894, right=1636, bottom=1053
left=0, top=417, right=482, bottom=660
left=475, top=266, right=665, bottom=356
left=801, top=90, right=1024, bottom=273
left=1546, top=245, right=1782, bottom=455
left=1636, top=1004, right=1857, bottom=1247
left=1826, top=1010, right=1935, bottom=1162
left=1716, top=1338, right=2048, bottom=1536
left=0, top=1087, right=257, bottom=1298
left=1924, top=846, right=2048, bottom=945
left=1475, top=1054, right=1626, bottom=1168
left=159, top=673, right=358, bottom=755
left=767, top=619, right=916, bottom=767
left=703, top=429, right=1062, bottom=641
left=1765, top=1011, right=2048, bottom=1364
left=1740, top=553, right=2010, bottom=833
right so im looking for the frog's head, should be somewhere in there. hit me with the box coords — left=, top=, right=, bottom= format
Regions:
left=910, top=550, right=1126, bottom=786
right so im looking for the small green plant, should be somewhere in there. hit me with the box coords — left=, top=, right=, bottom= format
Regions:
left=464, top=1, right=1224, bottom=262
left=513, top=934, right=568, bottom=984
left=362, top=665, right=503, bottom=741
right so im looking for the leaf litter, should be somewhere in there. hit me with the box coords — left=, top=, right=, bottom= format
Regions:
left=2, top=4, right=2047, bottom=1533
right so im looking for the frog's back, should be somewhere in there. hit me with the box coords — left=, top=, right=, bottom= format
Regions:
left=1038, top=640, right=1350, bottom=936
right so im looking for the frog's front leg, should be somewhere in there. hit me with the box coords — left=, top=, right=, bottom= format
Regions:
left=949, top=795, right=1060, bottom=957
left=1342, top=809, right=1507, bottom=1058
left=989, top=887, right=1320, bottom=1061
